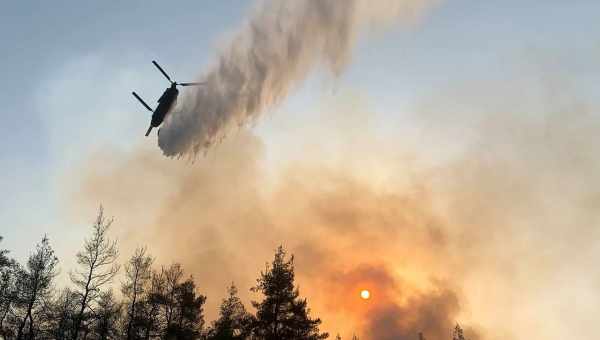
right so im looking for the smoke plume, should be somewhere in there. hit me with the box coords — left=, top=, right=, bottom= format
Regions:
left=70, top=46, right=600, bottom=338
left=74, top=129, right=472, bottom=339
left=158, top=0, right=435, bottom=157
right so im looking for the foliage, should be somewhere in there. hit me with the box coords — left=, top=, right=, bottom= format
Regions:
left=206, top=283, right=251, bottom=340
left=453, top=324, right=467, bottom=340
left=250, top=246, right=328, bottom=340
left=122, top=246, right=153, bottom=340
left=0, top=212, right=468, bottom=340
left=14, top=235, right=59, bottom=340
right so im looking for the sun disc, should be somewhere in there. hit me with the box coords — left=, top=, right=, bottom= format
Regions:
left=360, top=289, right=371, bottom=300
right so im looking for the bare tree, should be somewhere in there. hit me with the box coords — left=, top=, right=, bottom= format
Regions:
left=15, top=235, right=59, bottom=340
left=121, top=247, right=153, bottom=340
left=70, top=207, right=120, bottom=340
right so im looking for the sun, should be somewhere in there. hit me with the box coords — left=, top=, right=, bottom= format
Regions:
left=360, top=289, right=371, bottom=300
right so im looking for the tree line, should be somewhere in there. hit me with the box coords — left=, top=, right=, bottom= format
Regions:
left=0, top=207, right=469, bottom=340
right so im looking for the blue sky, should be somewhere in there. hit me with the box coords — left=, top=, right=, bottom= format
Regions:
left=1, top=0, right=599, bottom=262
left=1, top=1, right=248, bottom=256
left=0, top=0, right=597, bottom=257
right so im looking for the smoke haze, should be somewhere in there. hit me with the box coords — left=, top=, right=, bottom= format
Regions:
left=157, top=0, right=436, bottom=157
left=60, top=1, right=600, bottom=338
left=74, top=128, right=471, bottom=339
left=68, top=48, right=600, bottom=339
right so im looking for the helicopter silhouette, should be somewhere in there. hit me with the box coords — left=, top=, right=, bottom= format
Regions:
left=132, top=61, right=204, bottom=136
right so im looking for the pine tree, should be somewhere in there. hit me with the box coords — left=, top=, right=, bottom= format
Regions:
left=92, top=290, right=121, bottom=340
left=452, top=324, right=466, bottom=340
left=161, top=263, right=184, bottom=335
left=140, top=270, right=166, bottom=340
left=122, top=247, right=153, bottom=340
left=250, top=246, right=327, bottom=340
left=15, top=236, right=59, bottom=340
left=164, top=278, right=206, bottom=340
left=0, top=237, right=19, bottom=338
left=207, top=283, right=250, bottom=340
left=0, top=237, right=10, bottom=269
left=47, top=288, right=78, bottom=340
left=71, top=207, right=120, bottom=340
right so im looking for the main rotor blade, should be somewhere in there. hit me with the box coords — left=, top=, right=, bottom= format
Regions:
left=132, top=92, right=153, bottom=111
left=177, top=82, right=205, bottom=86
left=152, top=60, right=172, bottom=83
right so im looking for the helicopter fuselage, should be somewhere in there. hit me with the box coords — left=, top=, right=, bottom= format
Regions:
left=151, top=84, right=179, bottom=128
left=134, top=60, right=203, bottom=136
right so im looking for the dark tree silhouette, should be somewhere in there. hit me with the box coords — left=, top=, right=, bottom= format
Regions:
left=0, top=263, right=18, bottom=337
left=71, top=207, right=120, bottom=340
left=0, top=233, right=485, bottom=340
left=0, top=236, right=20, bottom=339
left=122, top=247, right=153, bottom=340
left=92, top=290, right=121, bottom=340
left=0, top=237, right=10, bottom=269
left=206, top=283, right=251, bottom=340
left=140, top=269, right=166, bottom=340
left=164, top=278, right=206, bottom=340
left=160, top=263, right=184, bottom=335
left=452, top=324, right=466, bottom=340
left=47, top=288, right=78, bottom=340
left=250, top=246, right=327, bottom=340
left=15, top=236, right=59, bottom=340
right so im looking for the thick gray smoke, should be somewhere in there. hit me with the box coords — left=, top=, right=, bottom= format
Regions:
left=158, top=0, right=435, bottom=156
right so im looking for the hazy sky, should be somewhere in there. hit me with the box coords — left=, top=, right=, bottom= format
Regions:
left=1, top=1, right=600, bottom=339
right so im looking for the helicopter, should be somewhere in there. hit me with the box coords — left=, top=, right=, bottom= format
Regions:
left=132, top=61, right=204, bottom=136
